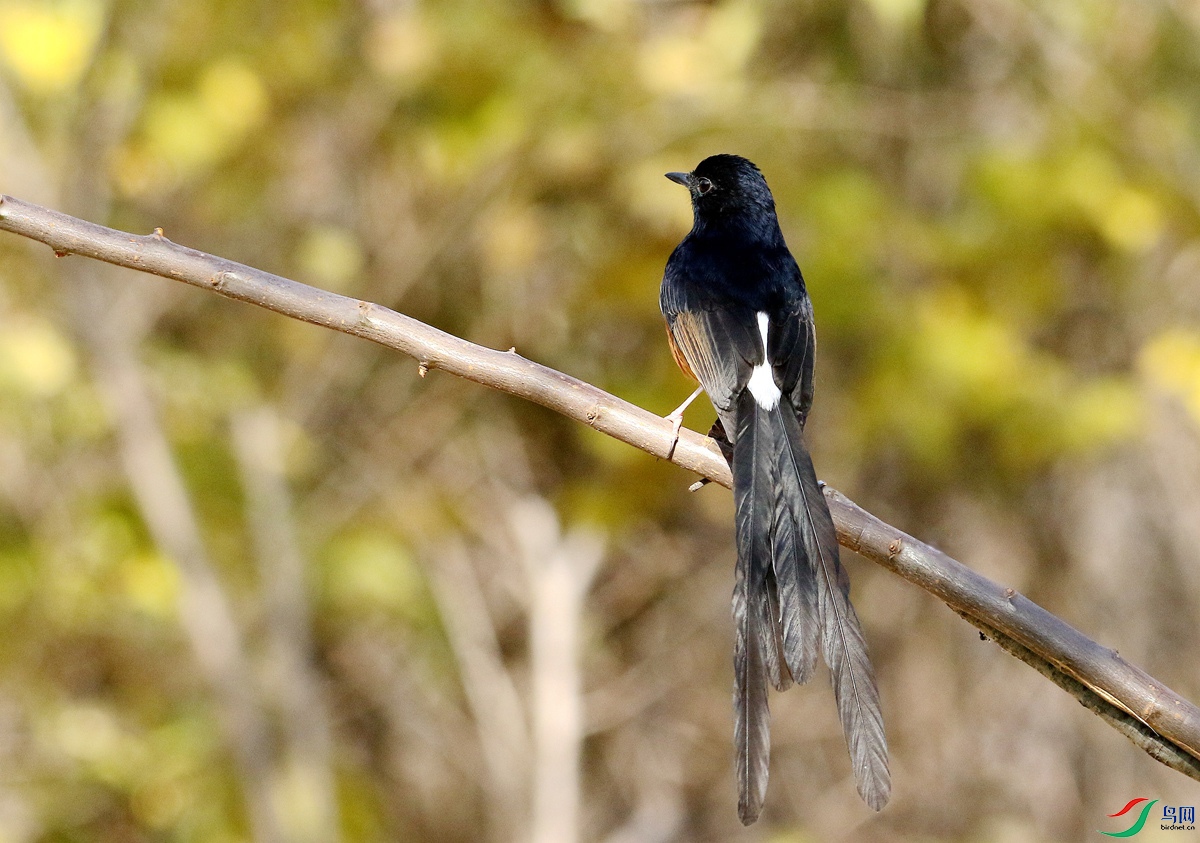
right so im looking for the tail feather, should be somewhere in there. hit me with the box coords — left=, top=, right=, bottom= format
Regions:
left=762, top=570, right=793, bottom=692
left=731, top=396, right=773, bottom=825
left=730, top=390, right=891, bottom=820
left=731, top=561, right=771, bottom=825
left=769, top=450, right=820, bottom=686
left=778, top=406, right=891, bottom=811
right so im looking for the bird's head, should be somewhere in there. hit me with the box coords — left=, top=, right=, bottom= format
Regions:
left=665, top=154, right=778, bottom=228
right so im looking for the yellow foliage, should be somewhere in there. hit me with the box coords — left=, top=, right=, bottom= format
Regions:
left=120, top=552, right=181, bottom=619
left=0, top=315, right=76, bottom=398
left=1100, top=187, right=1161, bottom=251
left=297, top=225, right=365, bottom=291
left=141, top=94, right=219, bottom=172
left=1059, top=148, right=1162, bottom=250
left=364, top=10, right=438, bottom=83
left=0, top=0, right=102, bottom=94
left=863, top=0, right=927, bottom=28
left=198, top=58, right=269, bottom=135
left=1059, top=377, right=1143, bottom=451
left=273, top=759, right=333, bottom=842
left=115, top=57, right=268, bottom=194
left=131, top=776, right=189, bottom=829
left=416, top=93, right=526, bottom=185
left=1140, top=328, right=1200, bottom=424
left=51, top=703, right=123, bottom=763
left=560, top=0, right=632, bottom=30
left=44, top=701, right=159, bottom=791
left=638, top=0, right=760, bottom=99
left=323, top=531, right=427, bottom=619
left=914, top=288, right=1026, bottom=409
left=865, top=288, right=1142, bottom=469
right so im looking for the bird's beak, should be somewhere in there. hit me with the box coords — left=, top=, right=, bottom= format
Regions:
left=665, top=172, right=692, bottom=188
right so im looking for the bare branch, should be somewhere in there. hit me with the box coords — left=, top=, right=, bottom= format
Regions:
left=830, top=491, right=1200, bottom=771
left=3, top=193, right=1199, bottom=781
left=0, top=195, right=722, bottom=485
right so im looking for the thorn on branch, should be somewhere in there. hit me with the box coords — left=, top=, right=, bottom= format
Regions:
left=418, top=362, right=429, bottom=378
left=152, top=226, right=167, bottom=240
left=53, top=249, right=69, bottom=258
left=689, top=478, right=710, bottom=492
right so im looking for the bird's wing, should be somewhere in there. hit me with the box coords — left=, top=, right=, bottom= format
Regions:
left=765, top=287, right=815, bottom=426
left=663, top=305, right=761, bottom=437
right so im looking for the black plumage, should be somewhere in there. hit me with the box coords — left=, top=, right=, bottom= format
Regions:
left=660, top=154, right=889, bottom=823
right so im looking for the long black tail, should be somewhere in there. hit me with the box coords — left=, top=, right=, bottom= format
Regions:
left=731, top=390, right=890, bottom=824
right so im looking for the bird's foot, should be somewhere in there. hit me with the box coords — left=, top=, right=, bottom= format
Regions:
left=663, top=386, right=703, bottom=460
left=664, top=410, right=685, bottom=460
left=666, top=409, right=686, bottom=439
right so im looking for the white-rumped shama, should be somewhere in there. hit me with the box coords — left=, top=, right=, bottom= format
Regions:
left=660, top=154, right=889, bottom=823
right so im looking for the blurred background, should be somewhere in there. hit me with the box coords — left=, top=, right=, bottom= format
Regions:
left=2, top=0, right=1200, bottom=840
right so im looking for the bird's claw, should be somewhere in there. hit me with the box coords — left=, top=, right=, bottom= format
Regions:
left=663, top=386, right=703, bottom=457
left=667, top=411, right=685, bottom=439
left=665, top=411, right=685, bottom=459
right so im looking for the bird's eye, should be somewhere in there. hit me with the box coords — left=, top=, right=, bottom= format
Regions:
left=697, top=178, right=714, bottom=195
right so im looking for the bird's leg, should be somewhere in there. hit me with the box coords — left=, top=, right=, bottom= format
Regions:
left=665, top=386, right=704, bottom=438
left=663, top=386, right=703, bottom=460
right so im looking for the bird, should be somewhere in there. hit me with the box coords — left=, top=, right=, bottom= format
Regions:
left=659, top=154, right=889, bottom=823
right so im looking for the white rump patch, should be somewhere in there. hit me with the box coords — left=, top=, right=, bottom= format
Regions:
left=747, top=312, right=781, bottom=410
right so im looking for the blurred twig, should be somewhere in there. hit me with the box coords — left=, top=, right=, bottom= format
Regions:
left=3, top=194, right=1200, bottom=783
left=1, top=45, right=295, bottom=838
left=232, top=408, right=342, bottom=843
left=86, top=320, right=285, bottom=843
left=510, top=499, right=605, bottom=843
left=426, top=541, right=530, bottom=842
